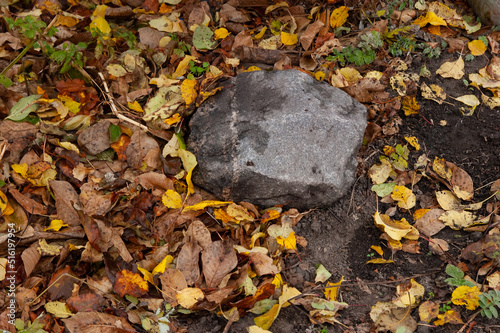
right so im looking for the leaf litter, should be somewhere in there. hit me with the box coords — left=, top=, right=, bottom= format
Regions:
left=0, top=0, right=500, bottom=332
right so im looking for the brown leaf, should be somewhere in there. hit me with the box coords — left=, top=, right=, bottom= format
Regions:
left=176, top=233, right=202, bottom=286
left=159, top=268, right=187, bottom=305
left=0, top=120, right=37, bottom=163
left=414, top=209, right=446, bottom=236
left=248, top=252, right=279, bottom=276
left=447, top=162, right=474, bottom=201
left=50, top=180, right=82, bottom=226
left=300, top=19, right=324, bottom=50
left=137, top=172, right=174, bottom=192
left=62, top=312, right=135, bottom=333
left=66, top=293, right=106, bottom=312
left=47, top=266, right=79, bottom=301
left=77, top=120, right=112, bottom=156
left=202, top=240, right=238, bottom=288
left=21, top=242, right=41, bottom=277
left=126, top=130, right=160, bottom=169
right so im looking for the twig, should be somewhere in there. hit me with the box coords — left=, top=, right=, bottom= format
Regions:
left=457, top=310, right=480, bottom=333
left=97, top=72, right=149, bottom=132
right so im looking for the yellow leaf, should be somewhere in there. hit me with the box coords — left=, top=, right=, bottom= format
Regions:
left=180, top=79, right=198, bottom=107
left=58, top=95, right=81, bottom=114
left=368, top=158, right=393, bottom=185
left=393, top=279, right=425, bottom=307
left=433, top=157, right=452, bottom=180
left=248, top=326, right=272, bottom=333
left=436, top=190, right=461, bottom=210
left=58, top=141, right=80, bottom=154
left=177, top=149, right=197, bottom=195
left=453, top=94, right=480, bottom=107
left=90, top=5, right=111, bottom=35
left=373, top=212, right=415, bottom=241
left=468, top=40, right=487, bottom=56
left=243, top=66, right=262, bottom=72
left=152, top=255, right=174, bottom=275
left=324, top=276, right=343, bottom=301
left=371, top=245, right=384, bottom=256
left=265, top=1, right=289, bottom=14
left=183, top=200, right=233, bottom=212
left=45, top=301, right=73, bottom=318
left=280, top=32, right=298, bottom=46
left=413, top=208, right=430, bottom=220
left=419, top=301, right=439, bottom=323
left=253, top=27, right=267, bottom=40
left=451, top=285, right=481, bottom=310
left=402, top=96, right=420, bottom=116
left=272, top=273, right=283, bottom=288
left=0, top=190, right=14, bottom=216
left=366, top=258, right=395, bottom=264
left=226, top=203, right=254, bottom=222
left=0, top=258, right=7, bottom=281
left=128, top=100, right=143, bottom=112
left=250, top=232, right=267, bottom=248
left=165, top=113, right=181, bottom=126
left=339, top=67, right=362, bottom=83
left=330, top=6, right=349, bottom=28
left=162, top=189, right=183, bottom=209
left=314, top=71, right=325, bottom=81
left=44, top=219, right=69, bottom=232
left=214, top=27, right=230, bottom=40
left=172, top=55, right=197, bottom=79
left=254, top=303, right=280, bottom=330
left=404, top=136, right=420, bottom=150
left=176, top=287, right=204, bottom=309
left=137, top=266, right=154, bottom=285
left=412, top=11, right=447, bottom=27
left=434, top=310, right=463, bottom=326
left=439, top=210, right=477, bottom=230
left=436, top=57, right=464, bottom=79
left=276, top=232, right=296, bottom=250
left=391, top=185, right=416, bottom=209
left=254, top=285, right=300, bottom=329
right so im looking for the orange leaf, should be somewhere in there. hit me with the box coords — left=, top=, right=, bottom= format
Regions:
left=114, top=269, right=149, bottom=297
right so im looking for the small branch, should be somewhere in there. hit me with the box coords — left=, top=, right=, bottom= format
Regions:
left=97, top=72, right=149, bottom=132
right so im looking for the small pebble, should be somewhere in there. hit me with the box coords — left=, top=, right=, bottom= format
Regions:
left=470, top=231, right=483, bottom=242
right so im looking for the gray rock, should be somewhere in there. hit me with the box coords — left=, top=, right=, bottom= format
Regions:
left=188, top=70, right=367, bottom=209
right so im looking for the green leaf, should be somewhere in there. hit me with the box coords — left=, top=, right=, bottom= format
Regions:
left=371, top=182, right=396, bottom=197
left=6, top=94, right=41, bottom=121
left=0, top=179, right=5, bottom=187
left=445, top=264, right=464, bottom=279
left=192, top=25, right=215, bottom=50
left=109, top=124, right=122, bottom=143
left=0, top=74, right=13, bottom=88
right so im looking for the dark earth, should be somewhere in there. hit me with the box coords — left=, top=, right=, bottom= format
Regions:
left=180, top=54, right=500, bottom=332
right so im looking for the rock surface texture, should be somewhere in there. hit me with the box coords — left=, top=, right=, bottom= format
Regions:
left=188, top=70, right=367, bottom=209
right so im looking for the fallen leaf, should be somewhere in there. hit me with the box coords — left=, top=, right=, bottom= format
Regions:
left=315, top=264, right=332, bottom=283
left=162, top=189, right=183, bottom=209
left=436, top=57, right=464, bottom=79
left=434, top=310, right=463, bottom=326
left=391, top=185, right=416, bottom=209
left=330, top=6, right=349, bottom=28
left=114, top=269, right=149, bottom=297
left=176, top=287, right=204, bottom=309
left=419, top=301, right=439, bottom=323
left=452, top=285, right=481, bottom=310
left=468, top=39, right=487, bottom=56
left=202, top=240, right=238, bottom=288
